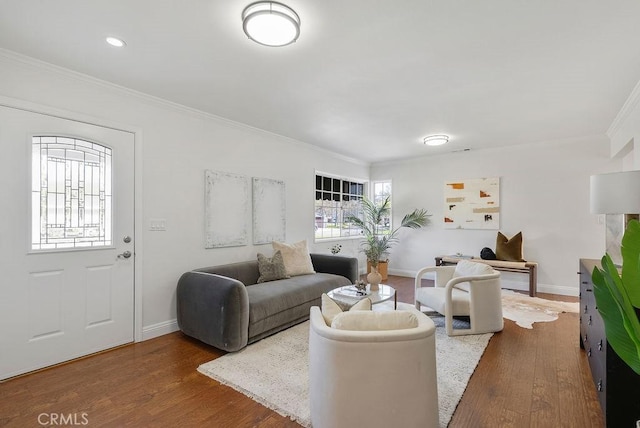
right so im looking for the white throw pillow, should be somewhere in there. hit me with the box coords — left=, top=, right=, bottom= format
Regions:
left=321, top=293, right=371, bottom=326
left=452, top=259, right=494, bottom=292
left=272, top=240, right=315, bottom=277
left=331, top=310, right=419, bottom=331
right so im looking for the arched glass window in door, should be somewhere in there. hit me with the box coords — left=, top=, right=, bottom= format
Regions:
left=31, top=136, right=112, bottom=250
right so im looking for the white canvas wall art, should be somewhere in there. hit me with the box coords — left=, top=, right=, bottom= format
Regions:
left=253, top=177, right=286, bottom=245
left=444, top=177, right=500, bottom=230
left=204, top=170, right=248, bottom=248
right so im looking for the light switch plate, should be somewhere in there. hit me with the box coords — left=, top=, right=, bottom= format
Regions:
left=149, top=218, right=167, bottom=231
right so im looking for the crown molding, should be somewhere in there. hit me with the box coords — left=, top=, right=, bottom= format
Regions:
left=607, top=78, right=640, bottom=139
left=0, top=48, right=367, bottom=167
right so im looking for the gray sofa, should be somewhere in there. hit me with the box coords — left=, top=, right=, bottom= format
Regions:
left=176, top=253, right=358, bottom=352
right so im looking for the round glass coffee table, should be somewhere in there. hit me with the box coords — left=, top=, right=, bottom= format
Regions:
left=328, top=284, right=397, bottom=309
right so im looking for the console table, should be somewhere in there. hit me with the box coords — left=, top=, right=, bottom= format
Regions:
left=435, top=256, right=537, bottom=297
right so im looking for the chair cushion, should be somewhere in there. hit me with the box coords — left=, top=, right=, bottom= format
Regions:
left=452, top=260, right=494, bottom=292
left=321, top=293, right=371, bottom=326
left=331, top=310, right=419, bottom=331
left=415, top=286, right=471, bottom=316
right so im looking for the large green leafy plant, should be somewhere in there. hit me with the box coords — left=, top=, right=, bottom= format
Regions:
left=346, top=196, right=430, bottom=268
left=592, top=219, right=640, bottom=374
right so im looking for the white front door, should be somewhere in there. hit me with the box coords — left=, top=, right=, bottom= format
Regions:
left=0, top=105, right=135, bottom=380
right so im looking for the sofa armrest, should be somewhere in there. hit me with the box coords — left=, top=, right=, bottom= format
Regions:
left=310, top=253, right=358, bottom=283
left=176, top=271, right=249, bottom=352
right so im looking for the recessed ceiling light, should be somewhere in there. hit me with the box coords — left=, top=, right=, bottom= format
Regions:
left=423, top=135, right=450, bottom=146
left=106, top=37, right=126, bottom=48
left=242, top=1, right=300, bottom=47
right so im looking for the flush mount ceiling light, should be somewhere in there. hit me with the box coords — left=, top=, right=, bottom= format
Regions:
left=242, top=1, right=300, bottom=47
left=105, top=36, right=126, bottom=48
left=423, top=135, right=450, bottom=146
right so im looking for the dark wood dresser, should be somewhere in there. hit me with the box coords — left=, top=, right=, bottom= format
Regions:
left=579, top=258, right=640, bottom=426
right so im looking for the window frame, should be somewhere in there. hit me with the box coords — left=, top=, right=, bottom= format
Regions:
left=314, top=171, right=368, bottom=242
left=372, top=179, right=393, bottom=233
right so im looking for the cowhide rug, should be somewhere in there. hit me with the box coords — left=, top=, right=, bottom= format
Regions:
left=501, top=289, right=579, bottom=329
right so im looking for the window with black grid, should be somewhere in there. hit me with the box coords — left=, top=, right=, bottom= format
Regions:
left=314, top=173, right=365, bottom=240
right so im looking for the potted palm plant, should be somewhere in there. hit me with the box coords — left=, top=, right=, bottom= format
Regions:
left=346, top=196, right=430, bottom=290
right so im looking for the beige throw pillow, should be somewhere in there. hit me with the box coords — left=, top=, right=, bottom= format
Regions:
left=321, top=293, right=372, bottom=326
left=272, top=239, right=315, bottom=276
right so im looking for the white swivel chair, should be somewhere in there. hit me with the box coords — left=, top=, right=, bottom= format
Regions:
left=415, top=259, right=503, bottom=336
left=309, top=306, right=439, bottom=428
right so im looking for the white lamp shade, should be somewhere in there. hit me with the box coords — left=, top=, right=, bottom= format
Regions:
left=590, top=170, right=640, bottom=214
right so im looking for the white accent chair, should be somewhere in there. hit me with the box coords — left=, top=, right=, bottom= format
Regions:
left=308, top=306, right=439, bottom=428
left=415, top=259, right=503, bottom=336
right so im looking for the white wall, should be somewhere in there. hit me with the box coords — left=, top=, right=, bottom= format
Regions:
left=371, top=136, right=619, bottom=295
left=0, top=51, right=369, bottom=339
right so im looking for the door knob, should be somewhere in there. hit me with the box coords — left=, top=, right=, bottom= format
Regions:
left=117, top=251, right=132, bottom=259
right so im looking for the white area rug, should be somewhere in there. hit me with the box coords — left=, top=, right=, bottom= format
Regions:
left=501, top=290, right=579, bottom=329
left=198, top=306, right=491, bottom=428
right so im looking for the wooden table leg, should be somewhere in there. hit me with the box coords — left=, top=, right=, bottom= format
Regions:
left=529, top=264, right=537, bottom=297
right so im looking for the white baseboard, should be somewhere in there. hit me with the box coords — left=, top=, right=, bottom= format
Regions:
left=142, top=319, right=179, bottom=341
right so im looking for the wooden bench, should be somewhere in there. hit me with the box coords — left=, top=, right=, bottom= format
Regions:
left=435, top=256, right=537, bottom=297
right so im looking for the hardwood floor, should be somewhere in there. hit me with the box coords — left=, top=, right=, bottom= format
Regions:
left=0, top=275, right=604, bottom=427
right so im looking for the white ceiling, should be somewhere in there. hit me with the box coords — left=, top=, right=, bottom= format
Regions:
left=1, top=1, right=639, bottom=163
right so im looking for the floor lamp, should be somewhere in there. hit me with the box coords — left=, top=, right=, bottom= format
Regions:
left=590, top=170, right=640, bottom=266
